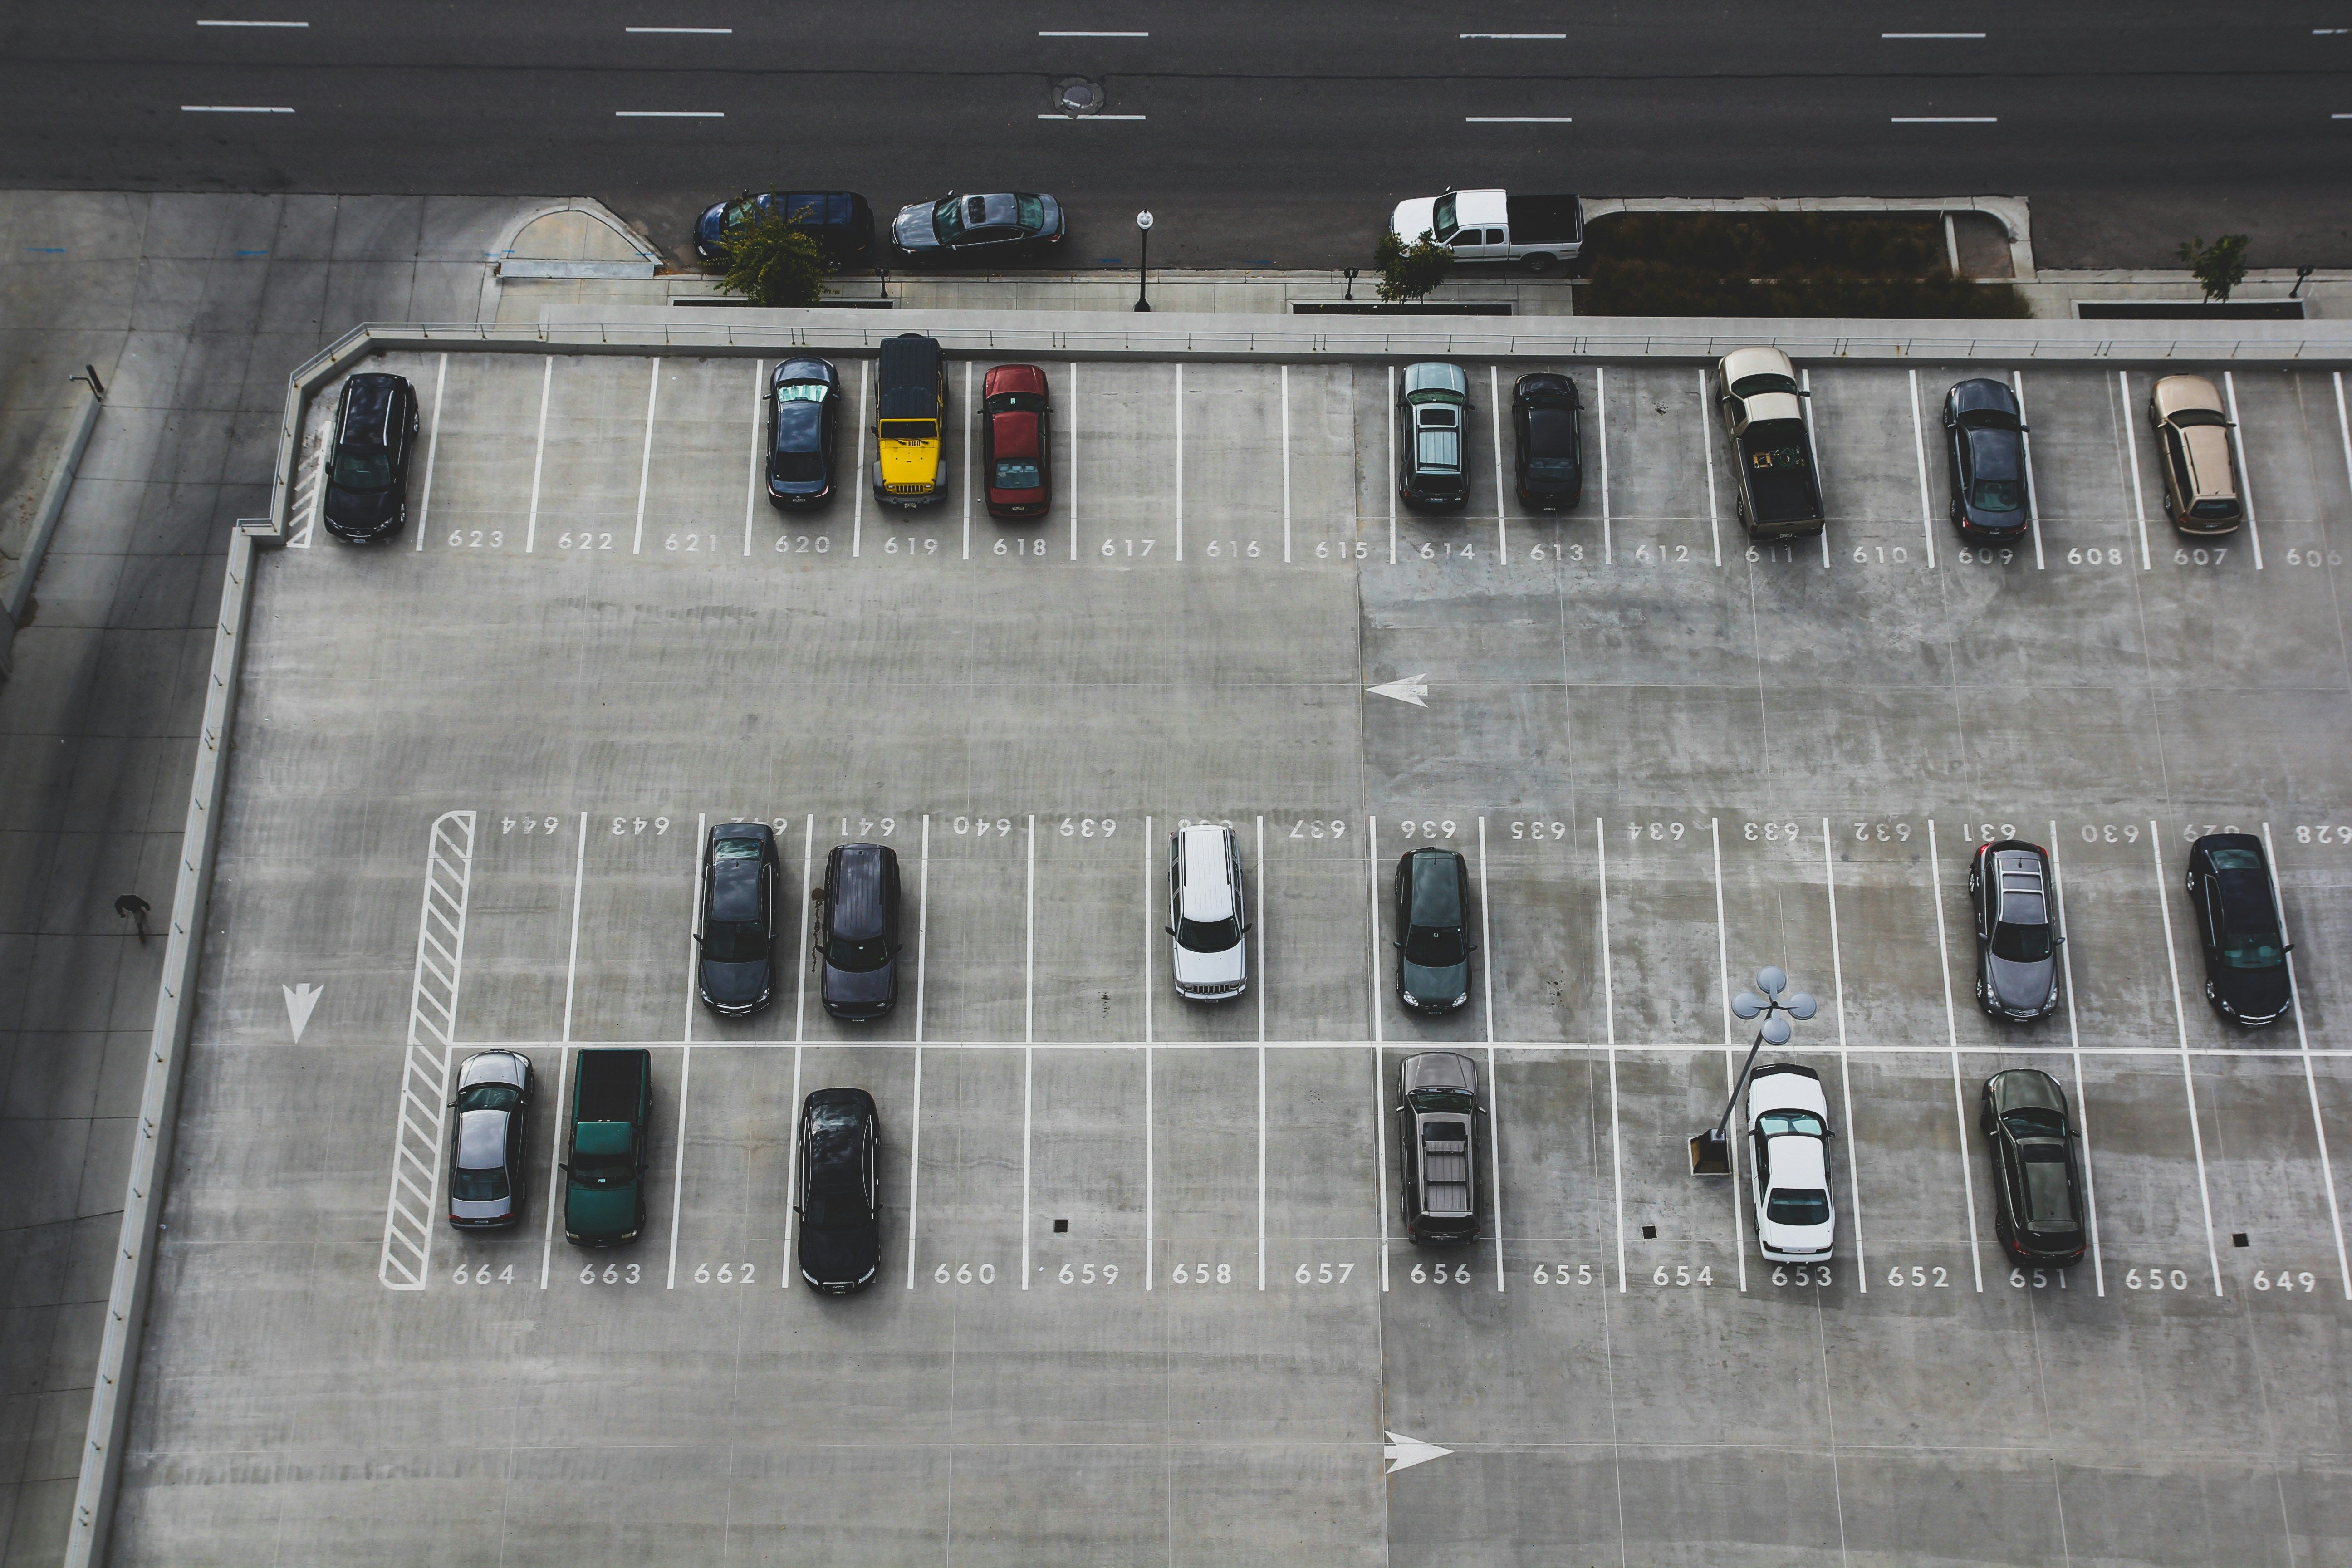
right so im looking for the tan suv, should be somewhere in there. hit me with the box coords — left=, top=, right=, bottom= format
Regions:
left=2148, top=374, right=2243, bottom=534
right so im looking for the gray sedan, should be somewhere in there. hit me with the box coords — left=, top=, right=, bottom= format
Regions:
left=448, top=1049, right=532, bottom=1228
left=1968, top=840, right=2061, bottom=1021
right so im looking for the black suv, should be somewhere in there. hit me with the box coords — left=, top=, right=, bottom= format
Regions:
left=1511, top=372, right=1583, bottom=510
left=697, top=823, right=780, bottom=1017
left=2185, top=833, right=2293, bottom=1025
left=814, top=843, right=903, bottom=1022
left=797, top=1088, right=882, bottom=1293
left=1395, top=847, right=1473, bottom=1015
left=322, top=372, right=419, bottom=542
left=767, top=357, right=840, bottom=508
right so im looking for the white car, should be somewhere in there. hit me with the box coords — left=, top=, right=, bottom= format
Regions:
left=1746, top=1063, right=1835, bottom=1263
left=1167, top=824, right=1248, bottom=1000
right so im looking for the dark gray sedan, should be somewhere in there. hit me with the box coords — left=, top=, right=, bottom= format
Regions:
left=1968, top=839, right=2060, bottom=1021
left=766, top=357, right=839, bottom=508
left=448, top=1050, right=532, bottom=1228
left=890, top=191, right=1064, bottom=263
left=1980, top=1068, right=2087, bottom=1264
left=1942, top=378, right=2030, bottom=541
left=699, top=823, right=780, bottom=1017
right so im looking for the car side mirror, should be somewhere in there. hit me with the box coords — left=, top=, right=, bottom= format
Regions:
left=557, top=1162, right=571, bottom=1173
left=1797, top=387, right=1813, bottom=397
left=1164, top=926, right=1178, bottom=937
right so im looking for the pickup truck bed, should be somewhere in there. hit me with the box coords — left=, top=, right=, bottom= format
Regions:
left=573, top=1050, right=647, bottom=1126
left=1504, top=195, right=1583, bottom=246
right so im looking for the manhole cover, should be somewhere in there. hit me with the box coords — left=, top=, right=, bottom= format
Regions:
left=1054, top=78, right=1106, bottom=116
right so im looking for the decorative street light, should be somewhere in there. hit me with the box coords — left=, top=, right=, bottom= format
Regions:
left=1689, top=966, right=1818, bottom=1176
left=1133, top=210, right=1154, bottom=312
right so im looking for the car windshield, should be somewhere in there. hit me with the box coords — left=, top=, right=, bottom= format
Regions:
left=1410, top=1087, right=1477, bottom=1112
left=1970, top=478, right=2023, bottom=512
left=1017, top=194, right=1045, bottom=231
left=1732, top=372, right=1798, bottom=398
left=2002, top=1107, right=2065, bottom=1138
left=450, top=1166, right=509, bottom=1200
left=986, top=391, right=1047, bottom=413
left=457, top=1084, right=519, bottom=1114
left=933, top=198, right=963, bottom=241
left=1990, top=921, right=2053, bottom=963
left=1757, top=1109, right=1825, bottom=1138
left=2021, top=1144, right=2075, bottom=1226
left=570, top=1151, right=632, bottom=1182
left=703, top=917, right=765, bottom=964
left=1177, top=915, right=1241, bottom=953
left=829, top=935, right=891, bottom=973
left=880, top=418, right=937, bottom=442
left=2190, top=497, right=2239, bottom=519
left=332, top=450, right=392, bottom=491
left=1432, top=194, right=1457, bottom=238
left=1766, top=1187, right=1830, bottom=1225
left=1404, top=924, right=1464, bottom=967
left=993, top=458, right=1041, bottom=490
left=776, top=382, right=827, bottom=403
left=2171, top=407, right=2227, bottom=427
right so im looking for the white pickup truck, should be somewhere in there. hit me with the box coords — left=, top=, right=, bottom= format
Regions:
left=1387, top=190, right=1584, bottom=272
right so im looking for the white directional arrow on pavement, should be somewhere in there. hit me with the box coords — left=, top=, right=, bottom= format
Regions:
left=283, top=982, right=323, bottom=1044
left=1382, top=1431, right=1452, bottom=1474
left=1366, top=674, right=1429, bottom=708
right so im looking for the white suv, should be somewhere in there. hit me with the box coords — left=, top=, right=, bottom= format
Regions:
left=1746, top=1063, right=1836, bottom=1264
left=1167, top=824, right=1248, bottom=1000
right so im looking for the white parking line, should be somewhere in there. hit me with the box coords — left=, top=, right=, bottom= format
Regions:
left=2148, top=821, right=2225, bottom=1294
left=524, top=356, right=551, bottom=553
left=1466, top=116, right=1573, bottom=123
left=2264, top=824, right=2352, bottom=1298
left=1174, top=364, right=1185, bottom=561
left=633, top=359, right=659, bottom=555
left=1281, top=367, right=1294, bottom=563
left=1710, top=820, right=1748, bottom=1289
left=2334, top=373, right=2352, bottom=503
left=1067, top=361, right=1079, bottom=562
left=1882, top=30, right=1984, bottom=37
left=1461, top=32, right=1565, bottom=38
left=1490, top=365, right=1508, bottom=563
left=1144, top=816, right=1155, bottom=1290
left=743, top=359, right=762, bottom=557
left=1925, top=821, right=1985, bottom=1289
left=668, top=812, right=702, bottom=1289
left=1597, top=365, right=1612, bottom=564
left=1478, top=817, right=1503, bottom=1292
left=666, top=1040, right=692, bottom=1289
left=1699, top=368, right=1721, bottom=567
left=1258, top=816, right=1268, bottom=1290
left=197, top=18, right=308, bottom=24
left=1255, top=816, right=1269, bottom=1044
left=851, top=359, right=868, bottom=559
left=615, top=110, right=723, bottom=118
left=413, top=353, right=446, bottom=553
left=1023, top=816, right=1035, bottom=1289
left=1598, top=817, right=1625, bottom=1292
left=1907, top=369, right=1937, bottom=568
left=794, top=814, right=813, bottom=1040
left=627, top=25, right=732, bottom=33
left=960, top=360, right=973, bottom=562
left=2045, top=825, right=2106, bottom=1295
left=180, top=104, right=294, bottom=112
left=780, top=1044, right=802, bottom=1288
left=562, top=811, right=587, bottom=1041
left=1039, top=29, right=1147, bottom=35
left=1368, top=816, right=1390, bottom=1291
left=2221, top=371, right=2264, bottom=568
left=537, top=1046, right=568, bottom=1289
left=1821, top=820, right=1866, bottom=1292
left=1891, top=116, right=1997, bottom=123
left=1800, top=367, right=1830, bottom=567
left=1387, top=365, right=1398, bottom=565
left=907, top=814, right=928, bottom=1289
left=2011, top=370, right=2046, bottom=569
left=2117, top=371, right=2152, bottom=570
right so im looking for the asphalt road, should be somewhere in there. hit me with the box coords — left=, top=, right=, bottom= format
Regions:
left=4, top=3, right=2349, bottom=272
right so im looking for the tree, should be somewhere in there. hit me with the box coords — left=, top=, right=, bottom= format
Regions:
left=717, top=203, right=835, bottom=309
left=1374, top=228, right=1454, bottom=303
left=2176, top=234, right=2251, bottom=304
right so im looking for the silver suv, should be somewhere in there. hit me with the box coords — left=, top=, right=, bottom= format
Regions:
left=1167, top=824, right=1248, bottom=1000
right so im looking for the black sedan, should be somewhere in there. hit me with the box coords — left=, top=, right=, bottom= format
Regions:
left=1967, top=840, right=2061, bottom=1021
left=323, top=371, right=419, bottom=542
left=797, top=1088, right=882, bottom=1293
left=767, top=357, right=840, bottom=507
left=1979, top=1068, right=2088, bottom=1265
left=1511, top=372, right=1583, bottom=510
left=890, top=192, right=1064, bottom=263
left=698, top=823, right=780, bottom=1017
left=1395, top=847, right=1473, bottom=1015
left=1942, top=378, right=2031, bottom=541
left=2186, top=833, right=2294, bottom=1025
left=447, top=1050, right=531, bottom=1228
left=815, top=843, right=903, bottom=1021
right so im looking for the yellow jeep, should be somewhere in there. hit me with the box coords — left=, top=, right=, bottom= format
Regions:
left=873, top=333, right=946, bottom=506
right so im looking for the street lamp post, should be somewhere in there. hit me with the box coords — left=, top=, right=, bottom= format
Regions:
left=1689, top=966, right=1818, bottom=1176
left=1134, top=211, right=1153, bottom=312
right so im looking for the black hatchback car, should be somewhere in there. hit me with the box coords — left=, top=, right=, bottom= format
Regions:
left=1395, top=847, right=1473, bottom=1015
left=693, top=190, right=874, bottom=265
left=797, top=1087, right=882, bottom=1293
left=767, top=357, right=840, bottom=508
left=1942, top=378, right=2031, bottom=541
left=697, top=823, right=780, bottom=1017
left=1968, top=839, right=2061, bottom=1021
left=815, top=843, right=903, bottom=1021
left=322, top=372, right=420, bottom=542
left=1511, top=372, right=1583, bottom=510
left=2185, top=833, right=2294, bottom=1025
left=1980, top=1068, right=2088, bottom=1264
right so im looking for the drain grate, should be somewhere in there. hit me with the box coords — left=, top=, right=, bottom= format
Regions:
left=1054, top=78, right=1106, bottom=116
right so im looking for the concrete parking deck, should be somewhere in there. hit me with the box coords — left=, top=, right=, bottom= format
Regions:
left=104, top=340, right=2352, bottom=1566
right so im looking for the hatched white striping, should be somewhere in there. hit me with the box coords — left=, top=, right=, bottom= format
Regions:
left=378, top=810, right=476, bottom=1289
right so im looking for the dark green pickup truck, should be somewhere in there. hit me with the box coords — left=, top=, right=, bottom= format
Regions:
left=563, top=1049, right=652, bottom=1246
